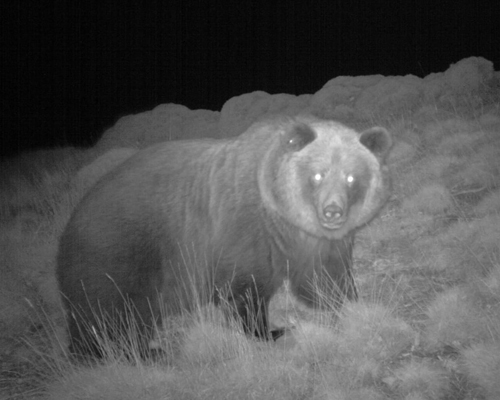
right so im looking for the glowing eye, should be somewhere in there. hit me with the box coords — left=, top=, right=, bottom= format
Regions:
left=314, top=173, right=323, bottom=182
left=346, top=175, right=355, bottom=184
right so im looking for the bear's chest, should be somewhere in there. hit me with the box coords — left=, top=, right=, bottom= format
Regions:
left=271, top=232, right=351, bottom=272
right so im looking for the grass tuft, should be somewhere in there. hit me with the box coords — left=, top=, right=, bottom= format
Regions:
left=423, top=286, right=497, bottom=351
left=389, top=359, right=450, bottom=400
left=460, top=341, right=500, bottom=400
left=401, top=183, right=454, bottom=215
left=44, top=363, right=177, bottom=400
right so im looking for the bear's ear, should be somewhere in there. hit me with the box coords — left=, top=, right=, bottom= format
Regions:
left=282, top=123, right=316, bottom=151
left=359, top=127, right=392, bottom=160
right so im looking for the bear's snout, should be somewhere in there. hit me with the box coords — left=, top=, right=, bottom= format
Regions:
left=319, top=202, right=347, bottom=229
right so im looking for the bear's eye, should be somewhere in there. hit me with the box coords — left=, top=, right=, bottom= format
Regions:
left=313, top=173, right=324, bottom=182
left=346, top=174, right=355, bottom=185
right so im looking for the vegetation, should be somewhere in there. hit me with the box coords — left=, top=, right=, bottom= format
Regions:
left=1, top=98, right=500, bottom=399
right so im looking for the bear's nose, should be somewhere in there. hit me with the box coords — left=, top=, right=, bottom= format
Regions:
left=323, top=204, right=343, bottom=220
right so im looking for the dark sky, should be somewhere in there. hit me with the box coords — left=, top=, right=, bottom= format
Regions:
left=1, top=1, right=498, bottom=157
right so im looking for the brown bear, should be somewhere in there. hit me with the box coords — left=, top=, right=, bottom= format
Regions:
left=56, top=115, right=392, bottom=357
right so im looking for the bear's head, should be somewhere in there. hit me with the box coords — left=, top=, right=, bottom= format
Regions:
left=259, top=116, right=392, bottom=240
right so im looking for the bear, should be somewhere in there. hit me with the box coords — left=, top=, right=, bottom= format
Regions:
left=56, top=115, right=392, bottom=358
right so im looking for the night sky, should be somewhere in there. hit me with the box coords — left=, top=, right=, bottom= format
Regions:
left=2, top=1, right=499, bottom=158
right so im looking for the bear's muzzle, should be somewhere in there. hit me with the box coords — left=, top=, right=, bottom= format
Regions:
left=318, top=202, right=347, bottom=230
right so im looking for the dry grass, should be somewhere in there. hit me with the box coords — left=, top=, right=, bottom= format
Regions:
left=401, top=183, right=454, bottom=215
left=423, top=286, right=497, bottom=351
left=460, top=341, right=500, bottom=400
left=388, top=359, right=451, bottom=400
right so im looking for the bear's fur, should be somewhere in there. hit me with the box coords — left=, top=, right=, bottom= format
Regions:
left=56, top=115, right=392, bottom=357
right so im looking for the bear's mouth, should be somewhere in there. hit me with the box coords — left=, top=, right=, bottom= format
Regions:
left=319, top=218, right=346, bottom=230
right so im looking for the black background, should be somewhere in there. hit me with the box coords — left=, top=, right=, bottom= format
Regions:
left=2, top=1, right=498, bottom=157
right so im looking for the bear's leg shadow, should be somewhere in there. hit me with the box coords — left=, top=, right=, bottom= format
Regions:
left=216, top=277, right=274, bottom=340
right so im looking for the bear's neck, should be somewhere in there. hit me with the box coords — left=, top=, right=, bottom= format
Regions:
left=265, top=208, right=349, bottom=253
